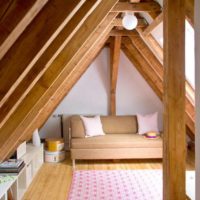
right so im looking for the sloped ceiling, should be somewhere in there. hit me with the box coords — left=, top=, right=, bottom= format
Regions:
left=0, top=0, right=194, bottom=161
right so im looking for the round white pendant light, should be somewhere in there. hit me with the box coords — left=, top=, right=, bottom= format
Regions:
left=122, top=13, right=138, bottom=30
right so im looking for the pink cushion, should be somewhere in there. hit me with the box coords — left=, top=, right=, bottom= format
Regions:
left=80, top=116, right=105, bottom=137
left=137, top=113, right=159, bottom=135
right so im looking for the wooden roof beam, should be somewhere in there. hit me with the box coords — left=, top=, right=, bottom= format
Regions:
left=110, top=29, right=139, bottom=36
left=136, top=26, right=163, bottom=62
left=110, top=36, right=121, bottom=115
left=0, top=0, right=101, bottom=128
left=129, top=35, right=195, bottom=139
left=142, top=12, right=163, bottom=36
left=113, top=17, right=147, bottom=28
left=0, top=0, right=49, bottom=59
left=23, top=32, right=110, bottom=142
left=0, top=0, right=84, bottom=107
left=137, top=27, right=195, bottom=104
left=121, top=37, right=163, bottom=98
left=0, top=0, right=118, bottom=161
left=111, top=2, right=161, bottom=12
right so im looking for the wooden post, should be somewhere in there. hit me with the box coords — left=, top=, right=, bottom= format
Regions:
left=195, top=0, right=200, bottom=198
left=110, top=36, right=121, bottom=115
left=163, top=0, right=186, bottom=199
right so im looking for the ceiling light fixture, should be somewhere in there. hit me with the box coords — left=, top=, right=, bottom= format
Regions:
left=122, top=12, right=138, bottom=30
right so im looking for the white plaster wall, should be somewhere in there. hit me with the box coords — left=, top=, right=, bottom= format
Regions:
left=195, top=0, right=200, bottom=198
left=39, top=48, right=163, bottom=138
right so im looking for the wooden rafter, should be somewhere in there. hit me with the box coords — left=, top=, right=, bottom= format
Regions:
left=24, top=32, right=110, bottom=142
left=129, top=36, right=163, bottom=79
left=163, top=0, right=186, bottom=198
left=136, top=25, right=163, bottom=62
left=112, top=17, right=147, bottom=28
left=0, top=0, right=83, bottom=107
left=142, top=12, right=163, bottom=36
left=111, top=2, right=161, bottom=12
left=110, top=29, right=139, bottom=36
left=110, top=36, right=121, bottom=115
left=0, top=0, right=101, bottom=128
left=121, top=37, right=163, bottom=98
left=137, top=23, right=195, bottom=108
left=0, top=0, right=118, bottom=161
left=122, top=36, right=194, bottom=140
left=130, top=35, right=194, bottom=139
left=0, top=0, right=49, bottom=59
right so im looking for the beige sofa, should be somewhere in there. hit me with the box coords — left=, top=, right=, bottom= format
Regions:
left=66, top=115, right=162, bottom=168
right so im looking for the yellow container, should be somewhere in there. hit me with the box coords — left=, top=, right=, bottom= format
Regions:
left=45, top=138, right=64, bottom=152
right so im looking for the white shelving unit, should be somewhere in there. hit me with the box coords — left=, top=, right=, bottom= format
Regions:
left=0, top=143, right=43, bottom=200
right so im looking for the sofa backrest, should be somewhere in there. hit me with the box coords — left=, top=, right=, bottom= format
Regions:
left=70, top=115, right=138, bottom=138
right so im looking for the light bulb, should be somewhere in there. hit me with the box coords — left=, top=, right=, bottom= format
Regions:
left=122, top=13, right=138, bottom=30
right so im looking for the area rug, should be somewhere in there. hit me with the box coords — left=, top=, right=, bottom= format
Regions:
left=68, top=170, right=162, bottom=200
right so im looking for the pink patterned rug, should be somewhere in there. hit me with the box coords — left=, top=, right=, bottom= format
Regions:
left=68, top=170, right=162, bottom=200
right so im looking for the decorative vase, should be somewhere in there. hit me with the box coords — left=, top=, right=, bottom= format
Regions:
left=32, top=129, right=41, bottom=147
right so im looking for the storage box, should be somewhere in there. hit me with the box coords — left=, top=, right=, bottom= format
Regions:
left=45, top=138, right=64, bottom=152
left=44, top=151, right=65, bottom=163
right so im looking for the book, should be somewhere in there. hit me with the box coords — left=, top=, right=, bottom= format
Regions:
left=0, top=159, right=23, bottom=169
left=0, top=162, right=25, bottom=174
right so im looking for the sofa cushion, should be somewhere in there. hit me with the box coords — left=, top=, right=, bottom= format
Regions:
left=101, top=116, right=137, bottom=134
left=137, top=113, right=159, bottom=135
left=71, top=133, right=162, bottom=149
left=70, top=115, right=138, bottom=138
left=80, top=115, right=105, bottom=137
left=70, top=115, right=85, bottom=138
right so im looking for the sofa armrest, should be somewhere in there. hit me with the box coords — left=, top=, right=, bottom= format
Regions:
left=69, top=127, right=72, bottom=149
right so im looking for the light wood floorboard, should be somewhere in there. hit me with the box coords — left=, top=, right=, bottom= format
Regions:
left=23, top=150, right=194, bottom=200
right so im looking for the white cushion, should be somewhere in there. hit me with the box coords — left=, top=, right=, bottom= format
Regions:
left=137, top=113, right=159, bottom=135
left=80, top=116, right=105, bottom=137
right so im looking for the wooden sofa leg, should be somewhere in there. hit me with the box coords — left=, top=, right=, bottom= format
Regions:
left=72, top=159, right=75, bottom=170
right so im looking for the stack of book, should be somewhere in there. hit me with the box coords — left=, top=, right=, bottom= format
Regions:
left=0, top=159, right=25, bottom=175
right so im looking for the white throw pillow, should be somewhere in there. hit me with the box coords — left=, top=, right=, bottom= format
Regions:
left=80, top=115, right=105, bottom=137
left=137, top=112, right=159, bottom=135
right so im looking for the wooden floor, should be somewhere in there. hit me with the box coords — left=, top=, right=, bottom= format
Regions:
left=23, top=150, right=195, bottom=200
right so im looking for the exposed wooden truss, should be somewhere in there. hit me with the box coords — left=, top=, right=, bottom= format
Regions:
left=0, top=0, right=195, bottom=166
left=0, top=0, right=101, bottom=128
left=0, top=0, right=118, bottom=161
left=23, top=31, right=111, bottom=142
left=138, top=0, right=194, bottom=41
left=122, top=36, right=194, bottom=140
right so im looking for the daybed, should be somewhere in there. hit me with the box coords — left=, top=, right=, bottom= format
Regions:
left=64, top=115, right=162, bottom=168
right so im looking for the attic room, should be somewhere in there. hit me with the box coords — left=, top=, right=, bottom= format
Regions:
left=0, top=0, right=199, bottom=200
